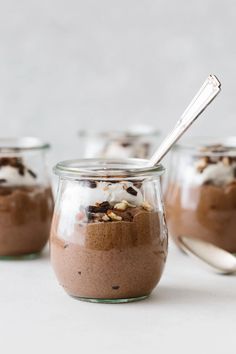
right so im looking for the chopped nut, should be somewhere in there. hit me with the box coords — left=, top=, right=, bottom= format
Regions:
left=222, top=156, right=231, bottom=166
left=141, top=201, right=153, bottom=211
left=114, top=201, right=128, bottom=211
left=102, top=214, right=110, bottom=221
left=107, top=210, right=122, bottom=221
left=121, top=200, right=136, bottom=208
left=195, top=157, right=209, bottom=173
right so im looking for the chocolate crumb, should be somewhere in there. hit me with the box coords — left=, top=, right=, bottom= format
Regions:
left=203, top=179, right=214, bottom=186
left=126, top=186, right=137, bottom=196
left=121, top=142, right=131, bottom=148
left=0, top=179, right=7, bottom=184
left=83, top=180, right=97, bottom=188
left=112, top=285, right=120, bottom=290
left=133, top=181, right=142, bottom=189
left=27, top=169, right=37, bottom=178
left=88, top=201, right=111, bottom=213
left=78, top=271, right=81, bottom=275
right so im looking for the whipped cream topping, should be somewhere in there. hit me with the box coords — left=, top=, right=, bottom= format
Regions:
left=58, top=180, right=145, bottom=236
left=60, top=180, right=144, bottom=213
left=0, top=163, right=37, bottom=186
left=184, top=161, right=236, bottom=186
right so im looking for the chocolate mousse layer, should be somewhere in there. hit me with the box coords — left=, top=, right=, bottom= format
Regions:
left=51, top=206, right=167, bottom=299
left=0, top=157, right=54, bottom=257
left=0, top=185, right=53, bottom=256
left=165, top=144, right=236, bottom=253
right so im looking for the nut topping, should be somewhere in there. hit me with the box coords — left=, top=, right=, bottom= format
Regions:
left=102, top=214, right=110, bottom=222
left=141, top=201, right=153, bottom=211
left=114, top=201, right=128, bottom=211
left=107, top=210, right=122, bottom=221
left=222, top=156, right=231, bottom=166
left=195, top=157, right=209, bottom=173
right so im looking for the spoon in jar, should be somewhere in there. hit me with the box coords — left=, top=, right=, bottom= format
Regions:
left=178, top=236, right=236, bottom=274
left=148, top=74, right=221, bottom=166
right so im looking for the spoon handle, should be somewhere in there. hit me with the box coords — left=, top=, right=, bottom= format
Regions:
left=149, top=75, right=221, bottom=166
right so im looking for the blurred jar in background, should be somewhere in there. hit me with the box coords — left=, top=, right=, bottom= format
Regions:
left=0, top=137, right=54, bottom=259
left=78, top=125, right=160, bottom=159
left=165, top=137, right=236, bottom=254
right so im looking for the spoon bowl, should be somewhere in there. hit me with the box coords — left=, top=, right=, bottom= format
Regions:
left=178, top=236, right=236, bottom=274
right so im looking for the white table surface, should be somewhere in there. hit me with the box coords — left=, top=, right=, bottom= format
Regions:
left=0, top=241, right=235, bottom=354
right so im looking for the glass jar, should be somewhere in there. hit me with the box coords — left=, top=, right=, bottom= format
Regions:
left=78, top=126, right=160, bottom=159
left=50, top=158, right=168, bottom=303
left=0, top=137, right=54, bottom=259
left=165, top=137, right=236, bottom=254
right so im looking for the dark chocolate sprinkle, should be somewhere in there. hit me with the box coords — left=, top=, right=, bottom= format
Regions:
left=121, top=142, right=131, bottom=148
left=203, top=179, right=214, bottom=185
left=63, top=244, right=69, bottom=249
left=0, top=179, right=7, bottom=184
left=83, top=180, right=97, bottom=188
left=18, top=165, right=25, bottom=176
left=88, top=201, right=111, bottom=213
left=112, top=285, right=120, bottom=290
left=126, top=186, right=137, bottom=196
left=78, top=271, right=81, bottom=275
left=27, top=169, right=37, bottom=178
left=133, top=181, right=142, bottom=189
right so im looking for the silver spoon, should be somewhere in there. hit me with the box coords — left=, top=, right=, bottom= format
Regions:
left=178, top=236, right=236, bottom=274
left=149, top=74, right=221, bottom=166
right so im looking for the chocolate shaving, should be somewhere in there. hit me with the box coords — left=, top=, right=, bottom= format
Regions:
left=133, top=181, right=142, bottom=189
left=120, top=142, right=131, bottom=148
left=27, top=169, right=37, bottom=179
left=126, top=186, right=137, bottom=196
left=203, top=179, right=213, bottom=186
left=81, top=180, right=97, bottom=188
left=88, top=201, right=111, bottom=213
left=0, top=157, right=32, bottom=177
left=112, top=285, right=120, bottom=290
left=0, top=178, right=7, bottom=184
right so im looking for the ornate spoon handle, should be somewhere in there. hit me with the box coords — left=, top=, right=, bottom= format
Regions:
left=149, top=75, right=221, bottom=166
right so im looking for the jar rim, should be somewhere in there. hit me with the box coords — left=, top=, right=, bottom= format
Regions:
left=78, top=128, right=160, bottom=139
left=174, top=136, right=236, bottom=156
left=54, top=158, right=165, bottom=179
left=0, top=137, right=50, bottom=153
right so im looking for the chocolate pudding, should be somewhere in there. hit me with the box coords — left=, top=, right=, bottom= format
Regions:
left=0, top=157, right=53, bottom=257
left=51, top=164, right=168, bottom=302
left=165, top=143, right=236, bottom=253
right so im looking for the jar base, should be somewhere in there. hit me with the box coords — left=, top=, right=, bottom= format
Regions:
left=0, top=252, right=41, bottom=260
left=71, top=295, right=149, bottom=304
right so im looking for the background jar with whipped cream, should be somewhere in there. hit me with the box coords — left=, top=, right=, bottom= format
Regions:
left=0, top=137, right=54, bottom=259
left=165, top=137, right=236, bottom=254
left=78, top=126, right=160, bottom=159
left=50, top=158, right=168, bottom=303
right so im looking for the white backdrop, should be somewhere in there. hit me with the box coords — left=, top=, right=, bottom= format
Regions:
left=0, top=0, right=236, bottom=164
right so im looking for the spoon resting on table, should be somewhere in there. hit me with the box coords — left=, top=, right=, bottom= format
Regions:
left=178, top=236, right=236, bottom=275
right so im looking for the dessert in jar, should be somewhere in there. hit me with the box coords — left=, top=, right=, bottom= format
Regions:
left=165, top=137, right=236, bottom=253
left=0, top=137, right=54, bottom=258
left=50, top=158, right=168, bottom=303
left=78, top=126, right=160, bottom=159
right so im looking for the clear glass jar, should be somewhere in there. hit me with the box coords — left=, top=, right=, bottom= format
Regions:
left=50, top=158, right=168, bottom=303
left=165, top=137, right=236, bottom=253
left=0, top=137, right=54, bottom=259
left=78, top=126, right=160, bottom=159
